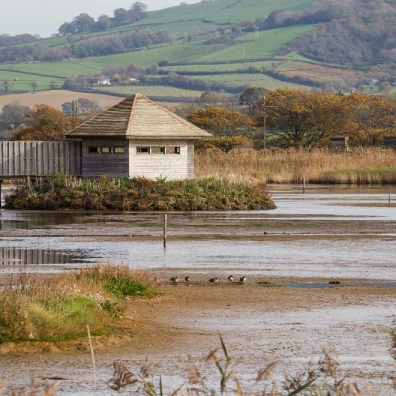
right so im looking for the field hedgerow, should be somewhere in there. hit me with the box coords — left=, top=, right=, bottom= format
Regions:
left=5, top=176, right=275, bottom=211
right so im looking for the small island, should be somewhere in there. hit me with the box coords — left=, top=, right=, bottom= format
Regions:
left=5, top=175, right=276, bottom=211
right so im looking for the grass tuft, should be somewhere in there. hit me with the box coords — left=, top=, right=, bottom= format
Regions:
left=0, top=265, right=156, bottom=343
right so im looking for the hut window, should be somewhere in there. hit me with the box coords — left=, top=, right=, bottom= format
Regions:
left=151, top=146, right=166, bottom=155
left=166, top=147, right=181, bottom=155
left=114, top=146, right=125, bottom=154
left=88, top=146, right=100, bottom=154
left=101, top=146, right=112, bottom=154
left=137, top=146, right=150, bottom=154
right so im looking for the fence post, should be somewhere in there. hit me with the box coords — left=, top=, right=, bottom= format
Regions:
left=163, top=214, right=168, bottom=248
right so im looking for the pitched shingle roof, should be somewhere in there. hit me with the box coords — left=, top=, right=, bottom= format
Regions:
left=65, top=94, right=212, bottom=139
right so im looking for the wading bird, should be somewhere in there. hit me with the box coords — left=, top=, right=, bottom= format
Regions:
left=228, top=275, right=234, bottom=282
left=239, top=276, right=247, bottom=284
left=209, top=277, right=219, bottom=283
left=170, top=276, right=179, bottom=284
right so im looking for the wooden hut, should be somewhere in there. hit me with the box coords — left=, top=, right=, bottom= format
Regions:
left=65, top=94, right=212, bottom=180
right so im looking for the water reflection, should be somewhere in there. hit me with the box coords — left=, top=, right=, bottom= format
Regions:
left=0, top=247, right=90, bottom=266
left=0, top=212, right=85, bottom=231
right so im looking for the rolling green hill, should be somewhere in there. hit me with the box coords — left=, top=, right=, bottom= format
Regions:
left=1, top=0, right=392, bottom=101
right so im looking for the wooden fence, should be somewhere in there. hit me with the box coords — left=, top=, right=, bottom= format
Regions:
left=0, top=141, right=81, bottom=177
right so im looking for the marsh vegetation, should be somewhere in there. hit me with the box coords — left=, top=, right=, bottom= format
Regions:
left=5, top=176, right=275, bottom=211
left=196, top=148, right=396, bottom=185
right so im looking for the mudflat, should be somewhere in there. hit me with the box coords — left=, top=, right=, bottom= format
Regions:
left=0, top=276, right=395, bottom=394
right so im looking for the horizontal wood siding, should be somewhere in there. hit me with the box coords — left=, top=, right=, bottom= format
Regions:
left=81, top=139, right=129, bottom=178
left=0, top=141, right=81, bottom=177
left=129, top=140, right=194, bottom=180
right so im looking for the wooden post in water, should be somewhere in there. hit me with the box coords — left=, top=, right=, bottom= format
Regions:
left=0, top=180, right=2, bottom=208
left=389, top=193, right=391, bottom=205
left=163, top=214, right=168, bottom=248
left=302, top=177, right=306, bottom=194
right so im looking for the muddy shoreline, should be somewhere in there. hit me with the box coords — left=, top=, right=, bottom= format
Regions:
left=0, top=277, right=395, bottom=394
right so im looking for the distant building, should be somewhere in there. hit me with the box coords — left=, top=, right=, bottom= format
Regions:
left=96, top=79, right=112, bottom=86
left=330, top=137, right=349, bottom=153
left=65, top=94, right=212, bottom=179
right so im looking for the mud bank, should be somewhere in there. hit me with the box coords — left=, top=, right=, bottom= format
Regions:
left=0, top=278, right=395, bottom=394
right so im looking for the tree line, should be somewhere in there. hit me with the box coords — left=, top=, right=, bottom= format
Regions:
left=58, top=2, right=147, bottom=35
left=0, top=29, right=173, bottom=63
left=3, top=89, right=394, bottom=150
left=0, top=99, right=100, bottom=140
left=187, top=88, right=396, bottom=150
left=0, top=34, right=37, bottom=46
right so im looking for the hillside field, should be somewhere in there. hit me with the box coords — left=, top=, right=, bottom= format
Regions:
left=1, top=0, right=393, bottom=98
left=0, top=90, right=120, bottom=111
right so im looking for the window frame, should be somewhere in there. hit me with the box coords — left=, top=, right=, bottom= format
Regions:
left=136, top=146, right=151, bottom=155
left=88, top=146, right=100, bottom=154
left=166, top=146, right=181, bottom=155
left=113, top=146, right=126, bottom=154
left=100, top=146, right=112, bottom=154
left=151, top=146, right=166, bottom=155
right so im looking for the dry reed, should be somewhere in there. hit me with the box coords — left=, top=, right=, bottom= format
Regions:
left=196, top=148, right=396, bottom=184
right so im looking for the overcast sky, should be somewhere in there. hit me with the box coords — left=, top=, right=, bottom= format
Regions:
left=1, top=0, right=199, bottom=37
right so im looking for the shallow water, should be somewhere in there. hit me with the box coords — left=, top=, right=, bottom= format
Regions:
left=0, top=184, right=395, bottom=279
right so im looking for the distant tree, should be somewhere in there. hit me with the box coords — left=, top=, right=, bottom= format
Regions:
left=0, top=102, right=30, bottom=132
left=198, top=91, right=234, bottom=106
left=58, top=22, right=76, bottom=36
left=258, top=88, right=346, bottom=149
left=13, top=105, right=77, bottom=140
left=30, top=81, right=38, bottom=93
left=113, top=8, right=130, bottom=25
left=62, top=98, right=102, bottom=115
left=73, top=13, right=96, bottom=33
left=239, top=87, right=268, bottom=105
left=187, top=106, right=254, bottom=137
left=196, top=136, right=251, bottom=152
left=96, top=15, right=112, bottom=31
left=341, top=93, right=396, bottom=146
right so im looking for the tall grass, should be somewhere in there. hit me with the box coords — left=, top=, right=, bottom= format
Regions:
left=0, top=266, right=155, bottom=343
left=5, top=176, right=275, bottom=211
left=196, top=148, right=396, bottom=184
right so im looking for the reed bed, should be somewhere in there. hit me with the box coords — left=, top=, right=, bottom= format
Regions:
left=196, top=148, right=396, bottom=185
left=0, top=265, right=155, bottom=343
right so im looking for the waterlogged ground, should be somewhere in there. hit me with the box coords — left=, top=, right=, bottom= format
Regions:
left=0, top=185, right=395, bottom=394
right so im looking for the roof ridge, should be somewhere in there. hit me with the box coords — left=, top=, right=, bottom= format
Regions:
left=126, top=94, right=138, bottom=134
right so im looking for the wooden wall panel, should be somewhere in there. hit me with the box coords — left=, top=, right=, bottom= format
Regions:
left=129, top=140, right=194, bottom=180
left=81, top=139, right=129, bottom=178
left=0, top=141, right=81, bottom=177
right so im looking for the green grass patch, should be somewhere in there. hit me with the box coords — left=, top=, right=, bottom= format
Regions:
left=5, top=175, right=276, bottom=211
left=104, top=277, right=157, bottom=298
left=0, top=266, right=156, bottom=343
